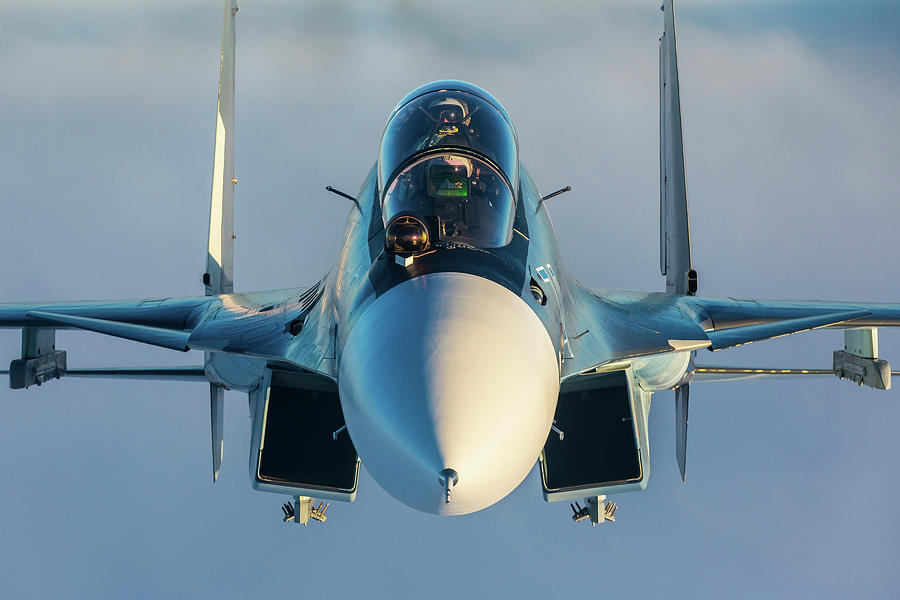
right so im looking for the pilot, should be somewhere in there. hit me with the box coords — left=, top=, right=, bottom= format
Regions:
left=419, top=97, right=477, bottom=149
left=427, top=155, right=471, bottom=239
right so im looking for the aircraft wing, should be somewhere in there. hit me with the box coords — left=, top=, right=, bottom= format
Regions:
left=0, top=297, right=210, bottom=334
left=564, top=288, right=900, bottom=378
left=563, top=285, right=711, bottom=379
left=0, top=281, right=333, bottom=387
left=685, top=296, right=900, bottom=330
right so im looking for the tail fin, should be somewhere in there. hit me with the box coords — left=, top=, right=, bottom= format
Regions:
left=659, top=0, right=697, bottom=295
left=205, top=0, right=238, bottom=483
left=675, top=383, right=689, bottom=482
left=210, top=384, right=224, bottom=482
left=204, top=0, right=237, bottom=296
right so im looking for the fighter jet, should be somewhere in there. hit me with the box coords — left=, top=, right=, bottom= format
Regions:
left=2, top=0, right=897, bottom=525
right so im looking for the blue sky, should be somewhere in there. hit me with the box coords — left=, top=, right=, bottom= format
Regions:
left=0, top=1, right=898, bottom=598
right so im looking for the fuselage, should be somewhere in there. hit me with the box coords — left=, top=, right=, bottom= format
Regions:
left=333, top=161, right=565, bottom=514
left=329, top=158, right=687, bottom=514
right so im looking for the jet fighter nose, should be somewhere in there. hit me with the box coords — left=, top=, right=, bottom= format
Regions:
left=338, top=272, right=559, bottom=515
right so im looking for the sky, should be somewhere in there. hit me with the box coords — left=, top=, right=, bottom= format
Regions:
left=1, top=0, right=899, bottom=597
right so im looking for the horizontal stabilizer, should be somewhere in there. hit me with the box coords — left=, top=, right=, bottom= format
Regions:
left=706, top=310, right=870, bottom=351
left=693, top=366, right=832, bottom=382
left=694, top=364, right=900, bottom=385
left=26, top=311, right=191, bottom=352
left=67, top=367, right=207, bottom=381
left=1, top=366, right=207, bottom=382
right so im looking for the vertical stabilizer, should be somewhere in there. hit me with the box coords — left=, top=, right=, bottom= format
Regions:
left=675, top=383, right=689, bottom=482
left=210, top=384, right=224, bottom=482
left=659, top=0, right=697, bottom=295
left=204, top=0, right=237, bottom=296
left=205, top=1, right=238, bottom=483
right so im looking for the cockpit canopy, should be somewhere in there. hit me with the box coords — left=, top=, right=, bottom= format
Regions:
left=378, top=82, right=519, bottom=250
